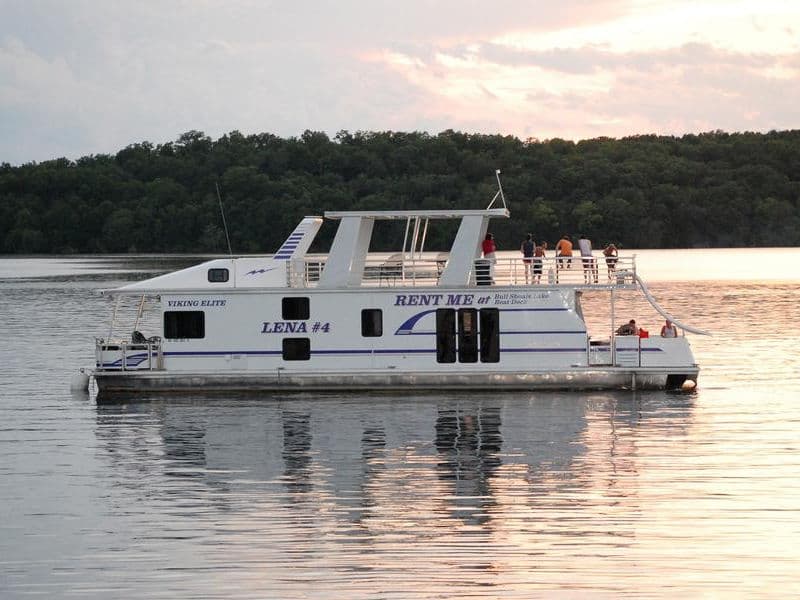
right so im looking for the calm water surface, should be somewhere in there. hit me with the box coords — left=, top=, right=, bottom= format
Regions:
left=1, top=251, right=799, bottom=598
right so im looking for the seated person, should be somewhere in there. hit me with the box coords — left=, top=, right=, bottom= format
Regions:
left=616, top=319, right=638, bottom=336
left=660, top=319, right=678, bottom=338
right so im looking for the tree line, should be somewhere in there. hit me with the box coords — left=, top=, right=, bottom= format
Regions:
left=1, top=128, right=799, bottom=254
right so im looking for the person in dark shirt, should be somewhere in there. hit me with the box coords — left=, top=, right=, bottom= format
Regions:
left=603, top=243, right=618, bottom=279
left=520, top=233, right=534, bottom=284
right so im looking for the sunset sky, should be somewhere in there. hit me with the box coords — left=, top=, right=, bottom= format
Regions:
left=1, top=0, right=799, bottom=164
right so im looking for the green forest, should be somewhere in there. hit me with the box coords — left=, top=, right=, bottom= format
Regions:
left=2, top=128, right=799, bottom=254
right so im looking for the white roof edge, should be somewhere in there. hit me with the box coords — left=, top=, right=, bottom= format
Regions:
left=324, top=208, right=510, bottom=220
left=100, top=287, right=225, bottom=296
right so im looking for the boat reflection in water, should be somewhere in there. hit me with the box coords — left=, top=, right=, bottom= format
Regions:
left=93, top=391, right=693, bottom=537
left=91, top=391, right=698, bottom=595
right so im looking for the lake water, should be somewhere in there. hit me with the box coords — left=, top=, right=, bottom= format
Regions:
left=1, top=250, right=799, bottom=598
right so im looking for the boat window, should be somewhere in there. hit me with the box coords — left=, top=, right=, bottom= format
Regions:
left=164, top=311, right=205, bottom=339
left=479, top=308, right=500, bottom=363
left=282, top=297, right=310, bottom=320
left=282, top=338, right=310, bottom=360
left=361, top=309, right=383, bottom=337
left=436, top=309, right=456, bottom=363
left=207, top=268, right=229, bottom=283
left=458, top=308, right=478, bottom=363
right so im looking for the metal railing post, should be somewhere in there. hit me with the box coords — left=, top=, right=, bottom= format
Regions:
left=638, top=336, right=642, bottom=367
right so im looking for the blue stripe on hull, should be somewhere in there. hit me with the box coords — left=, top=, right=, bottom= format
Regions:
left=154, top=347, right=633, bottom=358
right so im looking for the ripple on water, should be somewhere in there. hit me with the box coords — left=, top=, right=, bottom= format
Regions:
left=1, top=256, right=800, bottom=599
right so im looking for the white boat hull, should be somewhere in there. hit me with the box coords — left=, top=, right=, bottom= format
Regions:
left=94, top=366, right=697, bottom=395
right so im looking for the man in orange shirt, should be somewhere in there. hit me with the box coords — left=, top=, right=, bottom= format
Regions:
left=555, top=234, right=573, bottom=269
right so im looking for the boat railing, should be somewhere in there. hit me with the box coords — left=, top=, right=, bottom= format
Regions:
left=95, top=336, right=163, bottom=371
left=287, top=254, right=636, bottom=288
left=289, top=255, right=447, bottom=288
left=475, top=255, right=637, bottom=287
left=288, top=258, right=326, bottom=287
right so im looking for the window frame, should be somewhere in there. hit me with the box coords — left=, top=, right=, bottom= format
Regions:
left=458, top=308, right=479, bottom=363
left=282, top=297, right=310, bottom=320
left=436, top=308, right=457, bottom=363
left=361, top=309, right=383, bottom=337
left=163, top=311, right=205, bottom=339
left=207, top=268, right=229, bottom=283
left=479, top=308, right=500, bottom=363
left=282, top=337, right=311, bottom=361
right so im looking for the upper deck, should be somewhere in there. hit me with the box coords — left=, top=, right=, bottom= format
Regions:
left=289, top=253, right=638, bottom=290
left=107, top=201, right=635, bottom=294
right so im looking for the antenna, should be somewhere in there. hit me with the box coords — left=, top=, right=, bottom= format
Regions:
left=215, top=181, right=234, bottom=257
left=486, top=169, right=508, bottom=210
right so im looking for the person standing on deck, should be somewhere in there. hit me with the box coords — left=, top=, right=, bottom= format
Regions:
left=482, top=233, right=497, bottom=261
left=555, top=234, right=573, bottom=282
left=578, top=234, right=598, bottom=283
left=533, top=241, right=546, bottom=284
left=520, top=233, right=535, bottom=284
left=482, top=233, right=497, bottom=281
left=603, top=242, right=618, bottom=279
left=556, top=235, right=573, bottom=268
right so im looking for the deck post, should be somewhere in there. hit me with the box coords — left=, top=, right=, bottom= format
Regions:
left=610, top=288, right=616, bottom=366
left=638, top=335, right=642, bottom=367
left=108, top=296, right=120, bottom=341
left=133, top=294, right=146, bottom=332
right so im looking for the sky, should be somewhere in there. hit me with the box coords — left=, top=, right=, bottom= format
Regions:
left=1, top=0, right=799, bottom=165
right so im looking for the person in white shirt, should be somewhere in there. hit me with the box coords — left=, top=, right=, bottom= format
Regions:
left=661, top=319, right=678, bottom=338
left=577, top=234, right=598, bottom=283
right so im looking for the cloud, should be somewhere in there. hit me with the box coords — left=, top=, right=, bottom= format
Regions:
left=369, top=37, right=800, bottom=140
left=363, top=0, right=800, bottom=141
left=1, top=0, right=799, bottom=163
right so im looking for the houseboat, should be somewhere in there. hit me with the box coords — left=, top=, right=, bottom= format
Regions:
left=90, top=181, right=705, bottom=395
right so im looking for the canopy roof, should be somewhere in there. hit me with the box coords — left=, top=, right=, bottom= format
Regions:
left=324, top=208, right=510, bottom=220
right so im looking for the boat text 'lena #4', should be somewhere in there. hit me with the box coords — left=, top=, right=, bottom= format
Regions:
left=90, top=174, right=706, bottom=396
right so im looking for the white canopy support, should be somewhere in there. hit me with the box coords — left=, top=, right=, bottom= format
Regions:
left=635, top=274, right=711, bottom=336
left=486, top=169, right=507, bottom=210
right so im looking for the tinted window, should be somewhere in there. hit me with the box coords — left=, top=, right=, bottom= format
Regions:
left=282, top=297, right=310, bottom=320
left=208, top=268, right=229, bottom=282
left=458, top=308, right=478, bottom=363
left=361, top=309, right=383, bottom=337
left=436, top=309, right=456, bottom=363
left=479, top=308, right=500, bottom=363
left=164, top=311, right=205, bottom=339
left=282, top=338, right=310, bottom=360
